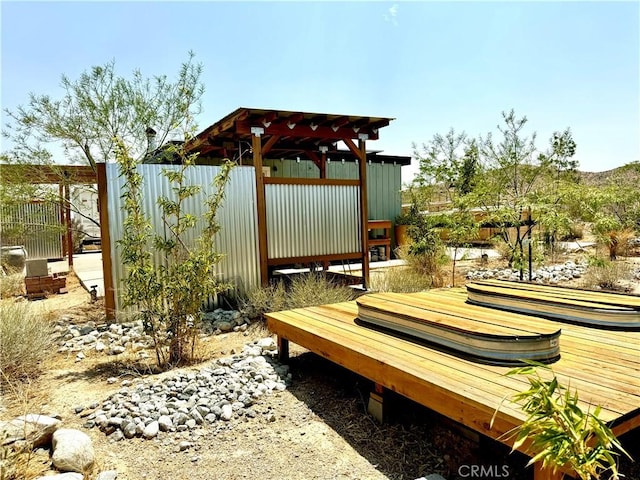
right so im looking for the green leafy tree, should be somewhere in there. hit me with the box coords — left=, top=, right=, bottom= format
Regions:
left=471, top=111, right=577, bottom=273
left=439, top=207, right=479, bottom=287
left=413, top=128, right=480, bottom=203
left=117, top=134, right=233, bottom=367
left=1, top=53, right=204, bottom=241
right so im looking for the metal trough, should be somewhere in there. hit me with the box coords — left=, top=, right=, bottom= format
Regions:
left=466, top=280, right=640, bottom=330
left=357, top=293, right=561, bottom=366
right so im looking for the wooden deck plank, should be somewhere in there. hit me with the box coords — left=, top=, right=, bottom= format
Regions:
left=266, top=293, right=640, bottom=454
left=267, top=310, right=526, bottom=441
left=319, top=303, right=639, bottom=414
left=359, top=294, right=559, bottom=336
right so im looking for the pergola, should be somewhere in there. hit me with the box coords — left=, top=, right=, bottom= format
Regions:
left=186, top=107, right=397, bottom=286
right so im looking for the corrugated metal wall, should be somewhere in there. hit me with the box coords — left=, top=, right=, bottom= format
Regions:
left=0, top=202, right=63, bottom=260
left=265, top=184, right=360, bottom=259
left=106, top=164, right=260, bottom=310
left=263, top=158, right=402, bottom=222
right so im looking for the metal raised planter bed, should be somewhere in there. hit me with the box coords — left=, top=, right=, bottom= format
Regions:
left=466, top=280, right=640, bottom=331
left=357, top=292, right=561, bottom=366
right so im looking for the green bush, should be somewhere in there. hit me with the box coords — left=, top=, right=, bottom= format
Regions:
left=0, top=302, right=53, bottom=382
left=242, top=273, right=356, bottom=319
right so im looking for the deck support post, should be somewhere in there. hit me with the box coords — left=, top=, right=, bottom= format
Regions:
left=277, top=336, right=289, bottom=362
left=367, top=383, right=385, bottom=423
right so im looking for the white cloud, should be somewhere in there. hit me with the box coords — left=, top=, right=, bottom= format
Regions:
left=384, top=4, right=399, bottom=27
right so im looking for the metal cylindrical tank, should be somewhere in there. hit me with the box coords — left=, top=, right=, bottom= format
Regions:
left=1, top=246, right=28, bottom=272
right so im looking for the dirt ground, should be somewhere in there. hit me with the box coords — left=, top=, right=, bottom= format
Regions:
left=2, top=253, right=640, bottom=480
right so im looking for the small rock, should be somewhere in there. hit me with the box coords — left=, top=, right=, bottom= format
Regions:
left=109, top=346, right=126, bottom=355
left=96, top=471, right=118, bottom=480
left=35, top=473, right=83, bottom=480
left=217, top=321, right=233, bottom=332
left=143, top=421, right=159, bottom=439
left=158, top=415, right=173, bottom=432
left=220, top=404, right=233, bottom=421
left=178, top=441, right=192, bottom=451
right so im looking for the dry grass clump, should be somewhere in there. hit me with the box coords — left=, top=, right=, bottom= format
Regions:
left=0, top=273, right=24, bottom=299
left=370, top=245, right=447, bottom=293
left=369, top=266, right=433, bottom=293
left=0, top=302, right=53, bottom=383
left=582, top=258, right=632, bottom=292
left=241, top=273, right=356, bottom=319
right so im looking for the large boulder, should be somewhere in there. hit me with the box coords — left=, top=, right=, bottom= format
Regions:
left=51, top=428, right=95, bottom=473
left=0, top=414, right=61, bottom=448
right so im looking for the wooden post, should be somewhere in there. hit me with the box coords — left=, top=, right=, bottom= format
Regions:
left=96, top=163, right=116, bottom=320
left=277, top=336, right=289, bottom=362
left=64, top=183, right=73, bottom=268
left=358, top=138, right=369, bottom=289
left=253, top=130, right=269, bottom=286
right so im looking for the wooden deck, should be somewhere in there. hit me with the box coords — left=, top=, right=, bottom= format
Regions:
left=266, top=288, right=640, bottom=479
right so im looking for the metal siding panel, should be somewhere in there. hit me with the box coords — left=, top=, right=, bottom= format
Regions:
left=0, top=202, right=63, bottom=260
left=106, top=163, right=260, bottom=311
left=265, top=183, right=359, bottom=259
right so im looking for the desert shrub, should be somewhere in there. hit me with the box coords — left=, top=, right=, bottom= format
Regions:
left=369, top=266, right=433, bottom=293
left=0, top=302, right=53, bottom=382
left=0, top=273, right=24, bottom=299
left=241, top=281, right=288, bottom=319
left=582, top=257, right=631, bottom=292
left=242, top=273, right=355, bottom=319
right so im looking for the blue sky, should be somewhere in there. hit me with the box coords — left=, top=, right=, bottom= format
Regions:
left=1, top=1, right=638, bottom=183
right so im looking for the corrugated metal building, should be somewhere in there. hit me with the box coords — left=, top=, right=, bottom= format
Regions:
left=100, top=107, right=410, bottom=317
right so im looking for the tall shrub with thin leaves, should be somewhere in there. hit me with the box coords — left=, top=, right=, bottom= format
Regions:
left=116, top=137, right=233, bottom=367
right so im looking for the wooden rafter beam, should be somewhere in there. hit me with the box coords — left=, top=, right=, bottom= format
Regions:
left=305, top=150, right=322, bottom=170
left=236, top=121, right=379, bottom=141
left=257, top=111, right=278, bottom=127
left=0, top=164, right=97, bottom=184
left=262, top=135, right=281, bottom=156
left=331, top=116, right=350, bottom=130
left=343, top=138, right=365, bottom=162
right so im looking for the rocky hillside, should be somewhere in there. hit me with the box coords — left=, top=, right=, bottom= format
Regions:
left=579, top=161, right=640, bottom=186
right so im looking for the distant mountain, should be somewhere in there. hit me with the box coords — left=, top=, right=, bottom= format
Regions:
left=579, top=161, right=640, bottom=186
